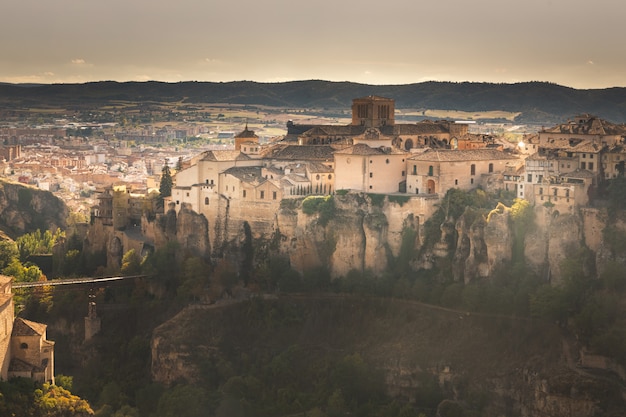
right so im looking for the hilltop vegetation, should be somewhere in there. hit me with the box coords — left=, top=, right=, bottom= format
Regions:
left=3, top=80, right=626, bottom=124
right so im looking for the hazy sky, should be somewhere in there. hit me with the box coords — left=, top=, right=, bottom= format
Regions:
left=2, top=0, right=625, bottom=89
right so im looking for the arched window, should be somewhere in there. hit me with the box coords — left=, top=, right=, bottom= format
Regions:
left=471, top=164, right=476, bottom=175
left=20, top=343, right=28, bottom=349
left=488, top=163, right=493, bottom=173
left=204, top=197, right=209, bottom=205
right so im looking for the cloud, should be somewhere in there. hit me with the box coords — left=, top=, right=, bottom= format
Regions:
left=587, top=60, right=595, bottom=65
left=43, top=72, right=55, bottom=77
left=71, top=58, right=86, bottom=65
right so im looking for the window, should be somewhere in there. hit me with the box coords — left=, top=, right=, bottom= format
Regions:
left=455, top=179, right=458, bottom=185
left=553, top=189, right=557, bottom=196
left=316, top=174, right=320, bottom=180
left=386, top=159, right=390, bottom=164
left=588, top=162, right=594, bottom=170
left=273, top=191, right=277, bottom=200
left=428, top=165, right=433, bottom=176
left=527, top=174, right=532, bottom=182
left=539, top=188, right=543, bottom=195
left=412, top=165, right=417, bottom=175
left=243, top=190, right=247, bottom=198
left=186, top=192, right=189, bottom=197
left=488, top=163, right=493, bottom=173
left=590, top=154, right=594, bottom=159
left=401, top=171, right=405, bottom=176
left=328, top=174, right=332, bottom=180
left=204, top=197, right=209, bottom=205
left=20, top=343, right=28, bottom=349
left=471, top=164, right=476, bottom=175
left=581, top=162, right=586, bottom=169
left=260, top=191, right=265, bottom=199
left=470, top=178, right=474, bottom=184
left=583, top=154, right=586, bottom=158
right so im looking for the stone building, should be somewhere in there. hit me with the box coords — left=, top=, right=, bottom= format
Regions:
left=334, top=144, right=409, bottom=193
left=406, top=149, right=518, bottom=195
left=0, top=275, right=55, bottom=384
left=288, top=96, right=484, bottom=152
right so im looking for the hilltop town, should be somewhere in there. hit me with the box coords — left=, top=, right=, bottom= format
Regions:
left=1, top=95, right=626, bottom=416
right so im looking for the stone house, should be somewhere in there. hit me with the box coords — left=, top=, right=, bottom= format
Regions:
left=333, top=144, right=409, bottom=193
left=0, top=275, right=55, bottom=384
left=406, top=149, right=518, bottom=195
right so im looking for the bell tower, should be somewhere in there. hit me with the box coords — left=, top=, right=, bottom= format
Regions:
left=351, top=96, right=395, bottom=127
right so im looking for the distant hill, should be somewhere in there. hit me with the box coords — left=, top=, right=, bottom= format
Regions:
left=2, top=80, right=626, bottom=124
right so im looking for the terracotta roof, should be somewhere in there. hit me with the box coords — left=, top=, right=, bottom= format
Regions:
left=12, top=317, right=46, bottom=337
left=408, top=149, right=518, bottom=162
left=201, top=150, right=252, bottom=162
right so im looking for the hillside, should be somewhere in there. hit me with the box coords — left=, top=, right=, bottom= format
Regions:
left=0, top=179, right=68, bottom=238
left=2, top=80, right=626, bottom=124
left=151, top=295, right=625, bottom=417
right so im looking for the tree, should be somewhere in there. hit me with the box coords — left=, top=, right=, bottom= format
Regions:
left=159, top=163, right=173, bottom=199
left=175, top=157, right=184, bottom=172
left=121, top=249, right=142, bottom=276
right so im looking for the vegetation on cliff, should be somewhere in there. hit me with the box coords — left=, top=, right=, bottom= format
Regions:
left=9, top=181, right=626, bottom=416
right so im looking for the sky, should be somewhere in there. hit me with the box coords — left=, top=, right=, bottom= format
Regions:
left=2, top=0, right=626, bottom=89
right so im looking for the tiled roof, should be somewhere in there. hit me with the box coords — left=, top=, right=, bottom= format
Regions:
left=383, top=122, right=450, bottom=135
left=262, top=144, right=337, bottom=161
left=201, top=150, right=252, bottom=162
left=571, top=142, right=603, bottom=153
left=12, top=317, right=46, bottom=337
left=408, top=149, right=518, bottom=162
left=222, top=166, right=265, bottom=184
left=334, top=143, right=387, bottom=156
left=542, top=116, right=626, bottom=136
left=306, top=161, right=334, bottom=173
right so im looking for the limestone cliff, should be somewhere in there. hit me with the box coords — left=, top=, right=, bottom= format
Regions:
left=88, top=192, right=621, bottom=284
left=0, top=179, right=68, bottom=237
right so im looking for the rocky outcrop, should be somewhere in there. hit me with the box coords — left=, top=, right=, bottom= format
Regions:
left=0, top=179, right=68, bottom=237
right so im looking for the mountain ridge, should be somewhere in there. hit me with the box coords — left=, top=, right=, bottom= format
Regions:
left=2, top=80, right=626, bottom=124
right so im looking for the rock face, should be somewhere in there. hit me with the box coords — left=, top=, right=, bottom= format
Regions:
left=89, top=192, right=619, bottom=284
left=0, top=179, right=68, bottom=237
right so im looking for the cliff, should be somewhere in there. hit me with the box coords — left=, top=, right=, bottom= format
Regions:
left=110, top=193, right=619, bottom=284
left=0, top=179, right=68, bottom=237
